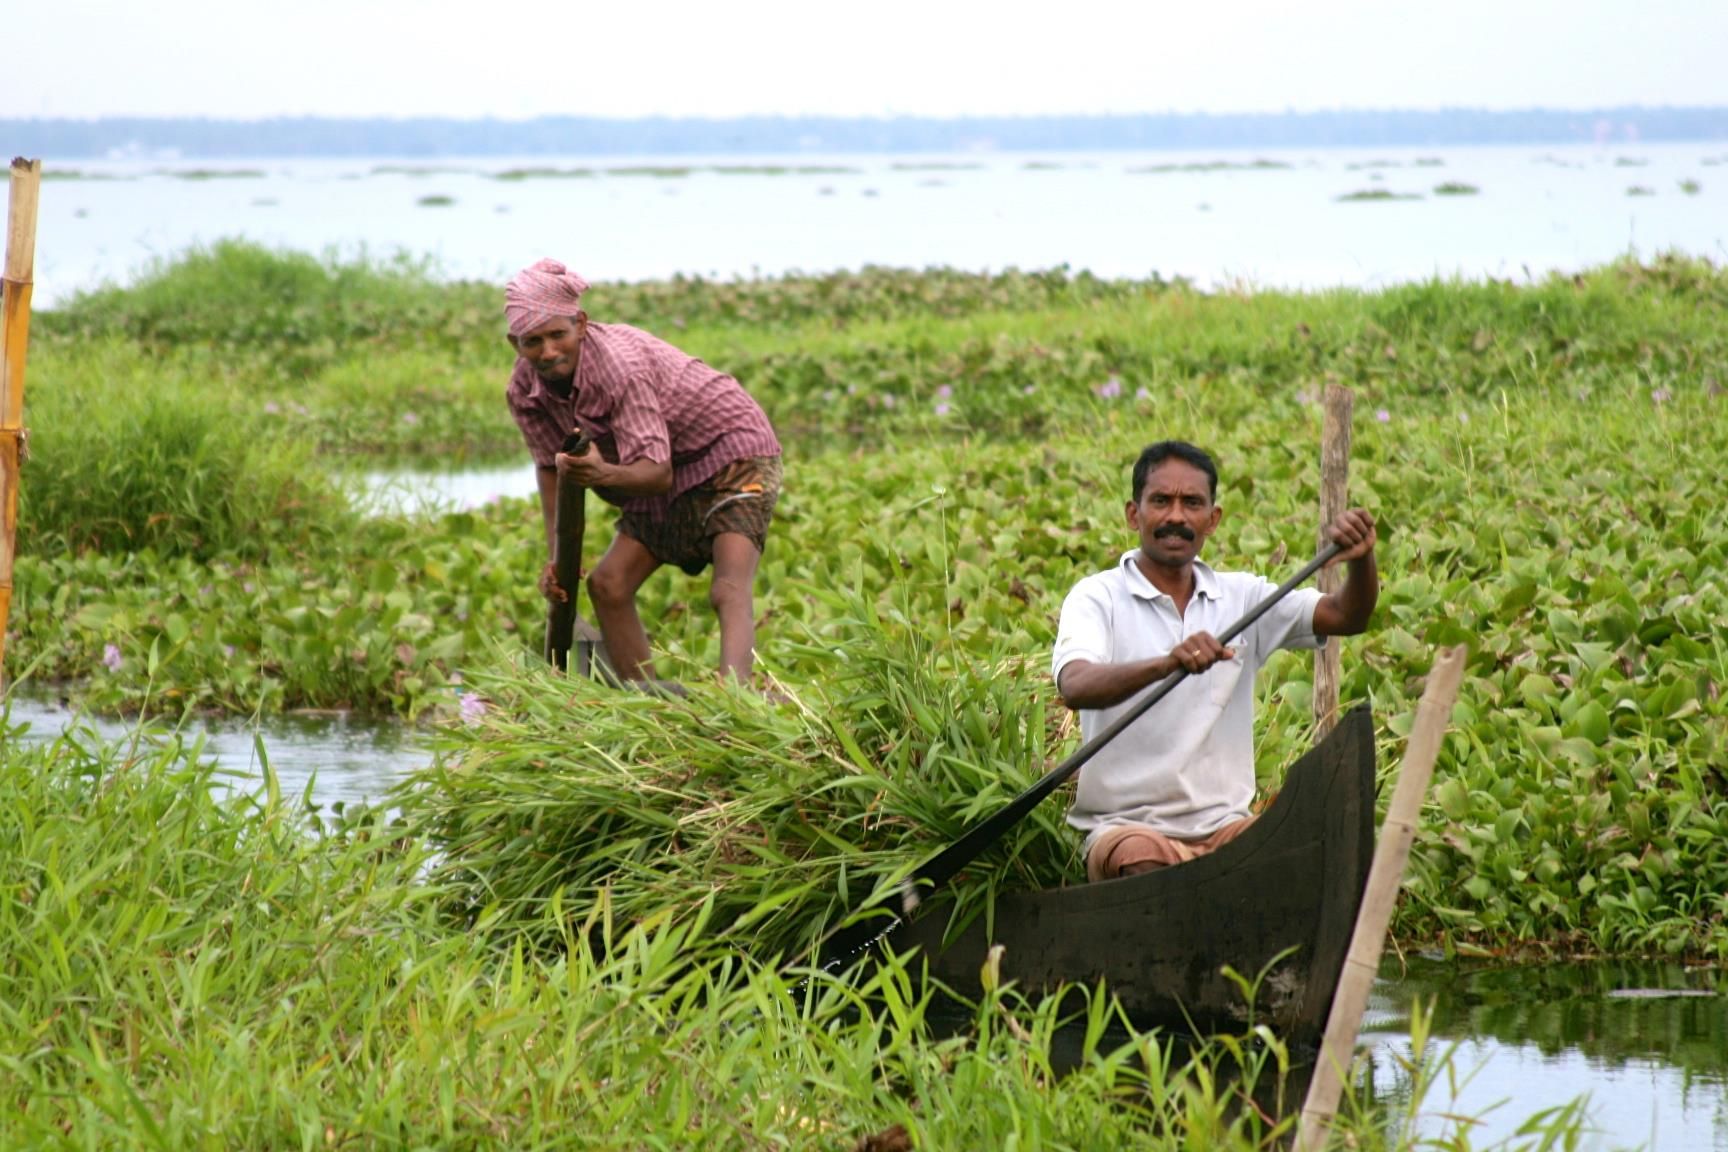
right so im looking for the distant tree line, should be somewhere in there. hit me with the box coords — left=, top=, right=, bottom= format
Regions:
left=5, top=108, right=1726, bottom=159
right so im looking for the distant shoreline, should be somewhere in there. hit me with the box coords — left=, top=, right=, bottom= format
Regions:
left=7, top=107, right=1727, bottom=160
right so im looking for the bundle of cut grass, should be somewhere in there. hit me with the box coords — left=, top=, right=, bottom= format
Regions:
left=404, top=598, right=1078, bottom=958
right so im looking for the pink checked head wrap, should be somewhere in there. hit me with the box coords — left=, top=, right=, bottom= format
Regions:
left=504, top=258, right=590, bottom=338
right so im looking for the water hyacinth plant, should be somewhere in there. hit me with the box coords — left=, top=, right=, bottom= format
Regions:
left=10, top=248, right=1728, bottom=969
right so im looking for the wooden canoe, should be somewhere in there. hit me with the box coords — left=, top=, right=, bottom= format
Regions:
left=889, top=705, right=1376, bottom=1046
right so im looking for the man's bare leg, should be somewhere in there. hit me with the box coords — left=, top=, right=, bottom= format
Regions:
left=586, top=534, right=662, bottom=682
left=709, top=532, right=762, bottom=682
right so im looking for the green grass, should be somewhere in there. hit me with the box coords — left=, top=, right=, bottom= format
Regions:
left=0, top=718, right=1551, bottom=1149
left=19, top=363, right=358, bottom=562
left=5, top=250, right=1711, bottom=1143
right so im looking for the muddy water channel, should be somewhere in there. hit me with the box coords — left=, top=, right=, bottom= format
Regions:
left=9, top=660, right=1726, bottom=1149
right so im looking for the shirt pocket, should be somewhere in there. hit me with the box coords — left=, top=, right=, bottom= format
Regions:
left=1207, top=656, right=1245, bottom=711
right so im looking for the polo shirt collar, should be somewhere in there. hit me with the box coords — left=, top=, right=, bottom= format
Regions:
left=1119, top=549, right=1221, bottom=602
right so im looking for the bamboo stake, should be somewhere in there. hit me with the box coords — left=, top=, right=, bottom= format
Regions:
left=0, top=158, right=43, bottom=684
left=1294, top=644, right=1467, bottom=1152
left=1313, top=385, right=1353, bottom=739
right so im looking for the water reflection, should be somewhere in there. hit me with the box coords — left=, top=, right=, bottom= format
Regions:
left=1362, top=957, right=1727, bottom=1150
left=352, top=462, right=536, bottom=517
left=3, top=694, right=425, bottom=812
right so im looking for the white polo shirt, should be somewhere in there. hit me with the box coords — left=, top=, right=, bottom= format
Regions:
left=1051, top=550, right=1325, bottom=849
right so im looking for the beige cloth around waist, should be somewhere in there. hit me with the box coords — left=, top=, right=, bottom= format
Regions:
left=1084, top=815, right=1259, bottom=882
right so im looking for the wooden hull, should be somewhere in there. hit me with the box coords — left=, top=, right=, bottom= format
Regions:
left=890, top=706, right=1376, bottom=1045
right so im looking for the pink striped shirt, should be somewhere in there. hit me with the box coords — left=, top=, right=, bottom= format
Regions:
left=506, top=321, right=780, bottom=517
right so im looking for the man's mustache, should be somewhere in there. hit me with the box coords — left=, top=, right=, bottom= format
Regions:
left=1153, top=524, right=1195, bottom=541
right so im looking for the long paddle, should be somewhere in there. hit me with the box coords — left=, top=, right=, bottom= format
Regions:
left=814, top=539, right=1345, bottom=970
left=543, top=432, right=590, bottom=671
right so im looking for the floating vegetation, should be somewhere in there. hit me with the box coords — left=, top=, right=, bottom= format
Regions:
left=20, top=246, right=1728, bottom=995
left=1432, top=182, right=1480, bottom=196
left=1614, top=157, right=1649, bottom=167
left=890, top=161, right=985, bottom=171
left=1022, top=161, right=1064, bottom=170
left=371, top=164, right=471, bottom=177
left=41, top=169, right=127, bottom=182
left=161, top=168, right=267, bottom=180
left=1129, top=158, right=1291, bottom=174
left=1679, top=179, right=1702, bottom=195
left=1336, top=188, right=1422, bottom=202
left=490, top=166, right=596, bottom=181
left=492, top=163, right=860, bottom=181
left=1346, top=157, right=1445, bottom=171
left=417, top=194, right=456, bottom=207
left=711, top=164, right=860, bottom=176
left=1627, top=185, right=1656, bottom=197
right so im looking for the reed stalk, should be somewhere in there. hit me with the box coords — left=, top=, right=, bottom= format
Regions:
left=0, top=157, right=42, bottom=682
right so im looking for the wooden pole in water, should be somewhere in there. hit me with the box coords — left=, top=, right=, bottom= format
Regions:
left=1313, top=385, right=1354, bottom=739
left=1293, top=644, right=1466, bottom=1152
left=0, top=157, right=43, bottom=685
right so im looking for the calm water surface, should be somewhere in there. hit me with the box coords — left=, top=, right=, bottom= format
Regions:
left=1363, top=958, right=1726, bottom=1151
left=34, top=142, right=1728, bottom=305
left=3, top=693, right=422, bottom=811
left=354, top=461, right=536, bottom=517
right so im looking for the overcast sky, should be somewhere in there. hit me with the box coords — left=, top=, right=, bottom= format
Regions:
left=7, top=0, right=1728, bottom=120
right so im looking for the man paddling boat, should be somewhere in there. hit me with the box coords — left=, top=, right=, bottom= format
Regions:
left=503, top=259, right=782, bottom=683
left=1053, top=440, right=1378, bottom=881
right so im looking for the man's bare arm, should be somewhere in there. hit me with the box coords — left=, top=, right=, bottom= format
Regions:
left=558, top=452, right=673, bottom=496
left=1312, top=509, right=1379, bottom=637
left=1058, top=635, right=1236, bottom=711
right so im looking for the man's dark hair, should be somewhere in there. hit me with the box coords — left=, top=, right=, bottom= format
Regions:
left=1131, top=441, right=1219, bottom=503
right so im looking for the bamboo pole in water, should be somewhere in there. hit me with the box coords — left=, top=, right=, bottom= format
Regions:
left=1294, top=643, right=1467, bottom=1152
left=0, top=158, right=43, bottom=684
left=1313, top=385, right=1353, bottom=739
